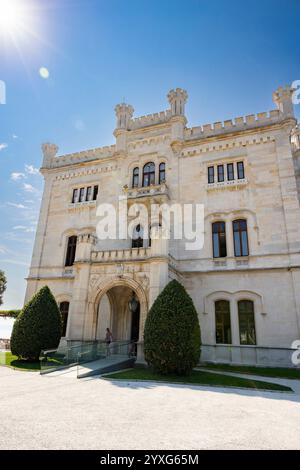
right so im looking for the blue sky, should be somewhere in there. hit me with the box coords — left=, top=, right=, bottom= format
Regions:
left=0, top=0, right=299, bottom=309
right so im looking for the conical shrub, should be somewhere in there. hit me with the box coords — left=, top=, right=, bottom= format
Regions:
left=11, top=286, right=62, bottom=361
left=144, top=279, right=201, bottom=375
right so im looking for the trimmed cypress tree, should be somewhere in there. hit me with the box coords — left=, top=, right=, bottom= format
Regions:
left=144, top=279, right=201, bottom=375
left=10, top=286, right=62, bottom=361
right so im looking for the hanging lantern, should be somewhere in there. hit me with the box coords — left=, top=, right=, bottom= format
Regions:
left=128, top=291, right=138, bottom=313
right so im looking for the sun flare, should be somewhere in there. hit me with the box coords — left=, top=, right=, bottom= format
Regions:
left=0, top=0, right=24, bottom=33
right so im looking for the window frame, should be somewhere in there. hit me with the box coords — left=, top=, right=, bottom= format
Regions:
left=237, top=161, right=245, bottom=180
left=233, top=219, right=249, bottom=257
left=159, top=162, right=166, bottom=184
left=208, top=166, right=214, bottom=184
left=65, top=235, right=77, bottom=267
left=142, top=162, right=155, bottom=187
left=132, top=224, right=144, bottom=248
left=217, top=164, right=224, bottom=182
left=227, top=163, right=234, bottom=181
left=93, top=185, right=99, bottom=201
left=215, top=300, right=232, bottom=344
left=86, top=186, right=92, bottom=202
left=238, top=299, right=256, bottom=345
left=132, top=167, right=139, bottom=188
left=72, top=188, right=78, bottom=204
left=212, top=221, right=227, bottom=258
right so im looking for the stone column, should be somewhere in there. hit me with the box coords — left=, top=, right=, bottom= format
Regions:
left=148, top=226, right=169, bottom=308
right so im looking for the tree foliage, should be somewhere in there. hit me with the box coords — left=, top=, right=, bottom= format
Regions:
left=10, top=286, right=62, bottom=361
left=144, top=279, right=201, bottom=375
left=0, top=270, right=7, bottom=306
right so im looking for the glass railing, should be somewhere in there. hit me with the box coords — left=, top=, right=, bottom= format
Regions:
left=77, top=340, right=136, bottom=378
left=40, top=340, right=136, bottom=376
left=40, top=340, right=98, bottom=375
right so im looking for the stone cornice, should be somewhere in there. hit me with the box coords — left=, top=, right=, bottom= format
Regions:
left=52, top=164, right=118, bottom=181
left=181, top=133, right=276, bottom=157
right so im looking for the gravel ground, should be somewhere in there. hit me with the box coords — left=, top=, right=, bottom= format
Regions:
left=1, top=366, right=300, bottom=450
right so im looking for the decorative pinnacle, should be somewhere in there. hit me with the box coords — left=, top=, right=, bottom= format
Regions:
left=272, top=84, right=295, bottom=117
left=115, top=102, right=134, bottom=130
left=167, top=88, right=188, bottom=116
left=41, top=142, right=58, bottom=160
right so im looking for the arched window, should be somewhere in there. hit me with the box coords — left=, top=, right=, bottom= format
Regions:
left=59, top=301, right=69, bottom=337
left=238, top=300, right=256, bottom=345
left=65, top=235, right=77, bottom=266
left=215, top=300, right=231, bottom=344
left=233, top=219, right=249, bottom=256
left=132, top=167, right=139, bottom=188
left=142, top=162, right=155, bottom=187
left=212, top=222, right=227, bottom=258
left=159, top=162, right=166, bottom=184
left=132, top=224, right=144, bottom=248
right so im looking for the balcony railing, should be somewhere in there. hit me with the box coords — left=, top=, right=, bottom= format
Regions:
left=207, top=178, right=248, bottom=191
left=91, top=247, right=151, bottom=262
left=122, top=182, right=169, bottom=199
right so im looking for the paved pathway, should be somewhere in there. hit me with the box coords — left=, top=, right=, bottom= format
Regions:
left=1, top=366, right=300, bottom=449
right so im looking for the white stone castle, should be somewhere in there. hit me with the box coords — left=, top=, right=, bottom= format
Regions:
left=25, top=85, right=300, bottom=365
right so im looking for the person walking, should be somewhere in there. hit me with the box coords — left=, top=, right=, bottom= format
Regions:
left=105, top=327, right=113, bottom=357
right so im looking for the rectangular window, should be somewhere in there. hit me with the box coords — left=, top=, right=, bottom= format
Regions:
left=65, top=236, right=77, bottom=267
left=233, top=219, right=249, bottom=257
left=238, top=300, right=256, bottom=345
left=217, top=165, right=224, bottom=182
left=79, top=187, right=85, bottom=202
left=227, top=163, right=234, bottom=181
left=86, top=186, right=92, bottom=201
left=72, top=188, right=78, bottom=203
left=212, top=222, right=227, bottom=258
left=215, top=300, right=232, bottom=344
left=208, top=166, right=214, bottom=184
left=237, top=161, right=245, bottom=179
left=93, top=185, right=99, bottom=201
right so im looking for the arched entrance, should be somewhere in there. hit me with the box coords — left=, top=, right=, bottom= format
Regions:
left=95, top=285, right=141, bottom=343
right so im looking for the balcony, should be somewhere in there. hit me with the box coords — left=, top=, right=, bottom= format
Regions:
left=122, top=183, right=169, bottom=201
left=91, top=247, right=151, bottom=263
left=207, top=178, right=248, bottom=191
left=68, top=200, right=96, bottom=212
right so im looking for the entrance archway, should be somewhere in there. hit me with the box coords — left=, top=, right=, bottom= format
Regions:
left=87, top=276, right=148, bottom=356
left=95, top=284, right=142, bottom=343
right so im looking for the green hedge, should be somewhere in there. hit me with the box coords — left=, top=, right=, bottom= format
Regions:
left=0, top=309, right=21, bottom=318
left=144, top=279, right=201, bottom=375
left=10, top=286, right=62, bottom=361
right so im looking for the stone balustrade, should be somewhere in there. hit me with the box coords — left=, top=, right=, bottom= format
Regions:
left=123, top=182, right=169, bottom=199
left=91, top=247, right=151, bottom=263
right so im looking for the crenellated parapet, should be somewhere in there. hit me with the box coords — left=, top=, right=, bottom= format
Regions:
left=75, top=233, right=97, bottom=263
left=41, top=144, right=116, bottom=170
left=184, top=109, right=282, bottom=141
left=128, top=110, right=172, bottom=130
